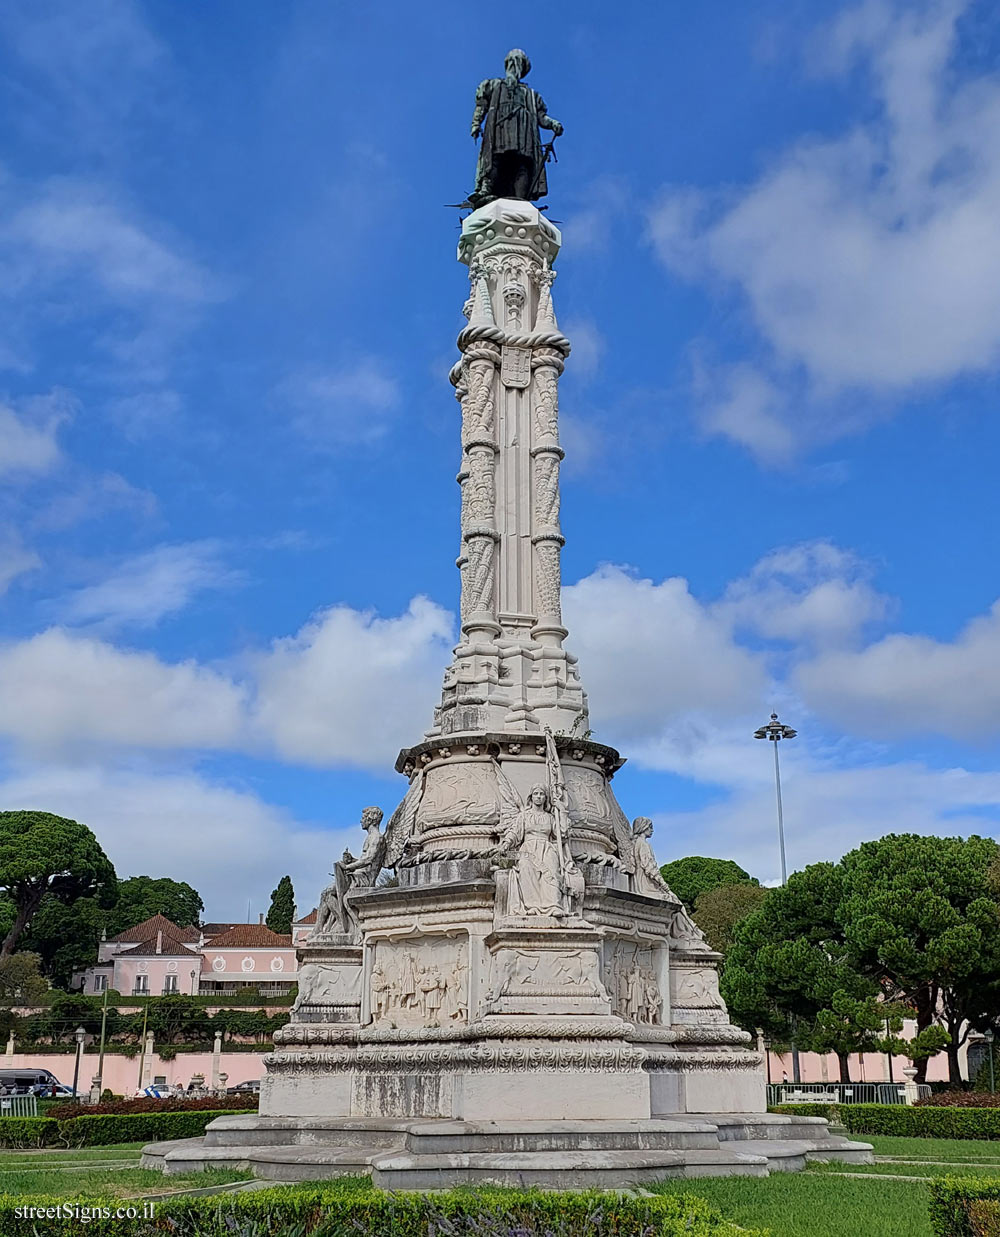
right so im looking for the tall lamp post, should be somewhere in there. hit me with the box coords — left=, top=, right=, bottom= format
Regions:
left=754, top=711, right=798, bottom=1082
left=71, top=1026, right=86, bottom=1100
left=753, top=711, right=797, bottom=886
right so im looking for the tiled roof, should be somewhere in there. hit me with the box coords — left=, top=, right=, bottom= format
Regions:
left=295, top=909, right=317, bottom=924
left=205, top=924, right=293, bottom=948
left=110, top=913, right=198, bottom=945
left=200, top=922, right=242, bottom=938
left=119, top=937, right=199, bottom=957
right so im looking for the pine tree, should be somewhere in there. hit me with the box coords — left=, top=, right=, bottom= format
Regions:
left=265, top=875, right=295, bottom=935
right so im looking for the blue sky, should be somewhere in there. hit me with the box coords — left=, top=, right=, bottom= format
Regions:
left=1, top=0, right=999, bottom=918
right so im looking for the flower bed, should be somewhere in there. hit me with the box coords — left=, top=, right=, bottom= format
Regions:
left=46, top=1093, right=258, bottom=1119
left=918, top=1091, right=1000, bottom=1109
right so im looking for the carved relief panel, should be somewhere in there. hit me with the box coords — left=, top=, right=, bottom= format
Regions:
left=605, top=943, right=662, bottom=1025
left=416, top=760, right=499, bottom=828
left=371, top=937, right=468, bottom=1028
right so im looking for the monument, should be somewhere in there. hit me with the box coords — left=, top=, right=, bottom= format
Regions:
left=144, top=52, right=871, bottom=1186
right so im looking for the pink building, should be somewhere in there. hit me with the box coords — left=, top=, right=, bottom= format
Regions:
left=74, top=910, right=319, bottom=998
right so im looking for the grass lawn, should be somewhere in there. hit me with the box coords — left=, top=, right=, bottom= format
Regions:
left=651, top=1174, right=932, bottom=1237
left=866, top=1134, right=1000, bottom=1162
left=0, top=1143, right=146, bottom=1165
left=0, top=1145, right=251, bottom=1198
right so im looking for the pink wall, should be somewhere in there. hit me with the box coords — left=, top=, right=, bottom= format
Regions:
left=200, top=949, right=296, bottom=979
left=4, top=1051, right=266, bottom=1095
left=767, top=1046, right=959, bottom=1085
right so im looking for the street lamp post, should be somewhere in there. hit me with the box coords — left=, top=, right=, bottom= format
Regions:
left=986, top=1029, right=995, bottom=1094
left=754, top=711, right=798, bottom=1080
left=95, top=987, right=109, bottom=1099
left=71, top=1027, right=86, bottom=1100
left=753, top=711, right=797, bottom=886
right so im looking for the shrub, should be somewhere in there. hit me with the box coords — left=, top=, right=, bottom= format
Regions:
left=918, top=1091, right=1000, bottom=1109
left=47, top=1093, right=258, bottom=1119
left=0, top=1183, right=763, bottom=1236
left=769, top=1102, right=839, bottom=1119
left=0, top=1117, right=58, bottom=1148
left=929, top=1177, right=1000, bottom=1236
left=57, top=1109, right=243, bottom=1147
left=844, top=1104, right=1000, bottom=1140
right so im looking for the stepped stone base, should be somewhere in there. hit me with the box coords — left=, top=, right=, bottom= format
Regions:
left=141, top=1113, right=872, bottom=1188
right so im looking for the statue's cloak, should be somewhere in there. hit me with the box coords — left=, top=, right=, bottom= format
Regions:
left=474, top=77, right=549, bottom=202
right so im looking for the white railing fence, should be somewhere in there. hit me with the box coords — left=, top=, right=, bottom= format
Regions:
left=0, top=1094, right=39, bottom=1117
left=767, top=1081, right=932, bottom=1106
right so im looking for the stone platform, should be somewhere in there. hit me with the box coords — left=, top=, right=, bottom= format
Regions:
left=141, top=1113, right=872, bottom=1188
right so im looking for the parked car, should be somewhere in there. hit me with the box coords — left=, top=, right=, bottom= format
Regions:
left=226, top=1079, right=261, bottom=1094
left=30, top=1083, right=75, bottom=1098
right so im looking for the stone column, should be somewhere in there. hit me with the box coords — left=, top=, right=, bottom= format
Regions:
left=529, top=271, right=567, bottom=646
left=458, top=262, right=501, bottom=642
left=211, top=1030, right=222, bottom=1089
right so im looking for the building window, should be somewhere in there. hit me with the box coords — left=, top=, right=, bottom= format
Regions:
left=133, top=975, right=149, bottom=995
left=94, top=975, right=108, bottom=993
left=162, top=975, right=178, bottom=994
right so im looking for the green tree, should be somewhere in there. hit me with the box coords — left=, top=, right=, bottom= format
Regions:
left=722, top=863, right=879, bottom=1082
left=0, top=952, right=48, bottom=1042
left=105, top=876, right=204, bottom=936
left=658, top=856, right=758, bottom=909
left=265, top=875, right=295, bottom=936
left=838, top=833, right=1000, bottom=1085
left=145, top=996, right=211, bottom=1045
left=18, top=895, right=106, bottom=988
left=0, top=811, right=116, bottom=957
left=693, top=883, right=769, bottom=955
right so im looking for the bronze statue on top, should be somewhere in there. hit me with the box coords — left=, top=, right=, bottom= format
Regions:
left=469, top=49, right=563, bottom=207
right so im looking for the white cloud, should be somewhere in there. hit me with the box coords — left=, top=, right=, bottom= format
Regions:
left=0, top=392, right=68, bottom=477
left=690, top=361, right=798, bottom=466
left=6, top=184, right=216, bottom=305
left=33, top=471, right=157, bottom=532
left=0, top=629, right=246, bottom=755
left=648, top=0, right=1000, bottom=455
left=797, top=598, right=1000, bottom=741
left=564, top=565, right=766, bottom=749
left=717, top=540, right=891, bottom=649
left=560, top=177, right=631, bottom=254
left=61, top=542, right=239, bottom=629
left=251, top=597, right=454, bottom=769
left=562, top=317, right=605, bottom=379
left=0, top=595, right=453, bottom=770
left=650, top=745, right=1000, bottom=887
left=0, top=758, right=346, bottom=921
left=277, top=360, right=401, bottom=447
left=0, top=530, right=40, bottom=594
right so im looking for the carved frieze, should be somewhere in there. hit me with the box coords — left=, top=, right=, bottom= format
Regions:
left=416, top=759, right=499, bottom=829
left=371, top=937, right=468, bottom=1029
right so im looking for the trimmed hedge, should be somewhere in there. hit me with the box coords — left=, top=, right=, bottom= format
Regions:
left=0, top=1183, right=764, bottom=1236
left=843, top=1104, right=1000, bottom=1140
left=929, top=1177, right=1000, bottom=1236
left=0, top=1109, right=242, bottom=1148
left=769, top=1102, right=839, bottom=1119
left=0, top=1117, right=58, bottom=1148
